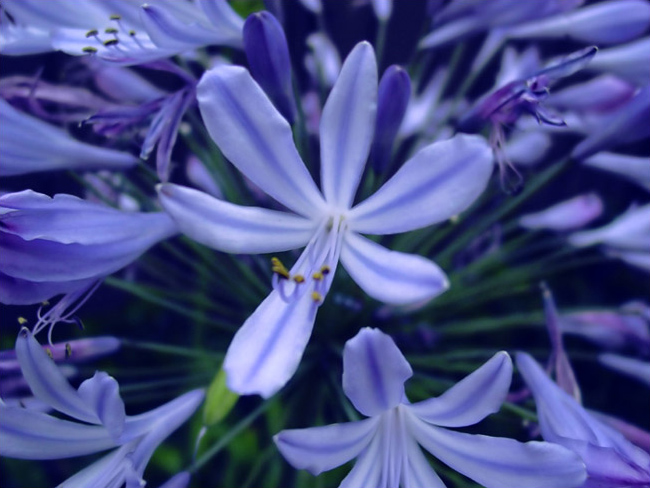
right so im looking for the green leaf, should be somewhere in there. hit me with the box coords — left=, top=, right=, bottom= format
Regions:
left=203, top=367, right=239, bottom=426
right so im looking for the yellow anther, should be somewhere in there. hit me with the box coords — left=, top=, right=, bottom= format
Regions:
left=109, top=14, right=122, bottom=20
left=293, top=274, right=305, bottom=284
left=17, top=317, right=28, bottom=325
left=85, top=29, right=99, bottom=38
left=320, top=265, right=331, bottom=275
left=65, top=343, right=73, bottom=359
left=312, top=272, right=323, bottom=281
left=82, top=46, right=98, bottom=53
left=45, top=348, right=53, bottom=359
left=104, top=27, right=118, bottom=34
left=449, top=215, right=460, bottom=223
left=311, top=291, right=323, bottom=303
left=103, top=39, right=119, bottom=46
left=129, top=30, right=137, bottom=36
left=271, top=257, right=290, bottom=279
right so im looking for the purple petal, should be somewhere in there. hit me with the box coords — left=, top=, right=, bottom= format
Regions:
left=598, top=354, right=650, bottom=386
left=401, top=425, right=447, bottom=488
left=517, top=352, right=650, bottom=483
left=0, top=99, right=137, bottom=177
left=519, top=193, right=603, bottom=231
left=320, top=41, right=377, bottom=209
left=224, top=289, right=317, bottom=397
left=548, top=75, right=636, bottom=113
left=196, top=65, right=325, bottom=218
left=349, top=134, right=493, bottom=234
left=587, top=37, right=650, bottom=86
left=583, top=153, right=650, bottom=192
left=0, top=403, right=116, bottom=460
left=274, top=417, right=378, bottom=475
left=340, top=232, right=448, bottom=305
left=408, top=351, right=512, bottom=428
left=78, top=372, right=126, bottom=441
left=15, top=328, right=98, bottom=423
left=568, top=203, right=650, bottom=251
left=338, top=433, right=383, bottom=488
left=158, top=471, right=191, bottom=488
left=342, top=328, right=412, bottom=417
left=158, top=183, right=315, bottom=254
left=509, top=0, right=650, bottom=45
left=408, top=415, right=587, bottom=488
left=0, top=271, right=95, bottom=305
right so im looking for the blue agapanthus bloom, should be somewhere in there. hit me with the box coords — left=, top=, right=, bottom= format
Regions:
left=275, top=328, right=587, bottom=488
left=158, top=41, right=494, bottom=397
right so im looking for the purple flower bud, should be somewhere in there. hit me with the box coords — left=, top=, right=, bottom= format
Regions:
left=370, top=65, right=411, bottom=173
left=243, top=11, right=296, bottom=124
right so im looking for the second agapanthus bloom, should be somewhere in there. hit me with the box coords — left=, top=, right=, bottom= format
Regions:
left=275, top=328, right=587, bottom=488
left=158, top=41, right=494, bottom=397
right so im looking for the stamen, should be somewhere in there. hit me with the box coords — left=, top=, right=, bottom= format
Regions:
left=85, top=29, right=99, bottom=38
left=65, top=343, right=73, bottom=359
left=103, top=39, right=119, bottom=47
left=82, top=46, right=98, bottom=54
left=311, top=291, right=323, bottom=303
left=45, top=348, right=53, bottom=359
left=104, top=27, right=118, bottom=34
left=320, top=265, right=331, bottom=275
left=18, top=317, right=28, bottom=325
left=293, top=274, right=305, bottom=284
left=312, top=271, right=323, bottom=281
left=109, top=14, right=122, bottom=20
left=271, top=257, right=290, bottom=279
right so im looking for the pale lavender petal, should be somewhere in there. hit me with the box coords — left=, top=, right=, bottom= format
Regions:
left=56, top=442, right=137, bottom=488
left=16, top=328, right=98, bottom=423
left=338, top=434, right=383, bottom=488
left=598, top=354, right=650, bottom=386
left=340, top=232, right=448, bottom=305
left=583, top=153, right=650, bottom=192
left=504, top=130, right=552, bottom=167
left=196, top=65, right=325, bottom=217
left=587, top=37, right=650, bottom=86
left=607, top=248, right=650, bottom=272
left=342, top=328, right=412, bottom=417
left=305, top=33, right=341, bottom=88
left=224, top=289, right=317, bottom=397
left=548, top=75, right=636, bottom=112
left=419, top=17, right=481, bottom=49
left=408, top=351, right=512, bottom=428
left=274, top=418, right=379, bottom=475
left=140, top=3, right=238, bottom=50
left=371, top=0, right=392, bottom=20
left=320, top=41, right=377, bottom=209
left=568, top=204, right=650, bottom=251
left=508, top=0, right=650, bottom=45
left=197, top=0, right=244, bottom=38
left=401, top=427, right=447, bottom=488
left=158, top=471, right=191, bottom=488
left=0, top=99, right=137, bottom=176
left=185, top=156, right=223, bottom=198
left=0, top=403, right=116, bottom=459
left=408, top=415, right=587, bottom=488
left=519, top=193, right=603, bottom=231
left=78, top=372, right=126, bottom=441
left=158, top=183, right=315, bottom=254
left=348, top=134, right=493, bottom=234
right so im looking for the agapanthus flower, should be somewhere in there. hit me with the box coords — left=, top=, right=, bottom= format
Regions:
left=275, top=327, right=587, bottom=488
left=0, top=328, right=204, bottom=488
left=0, top=190, right=177, bottom=338
left=582, top=153, right=650, bottom=192
left=1, top=0, right=244, bottom=65
left=517, top=352, right=650, bottom=486
left=158, top=41, right=494, bottom=397
left=0, top=98, right=137, bottom=177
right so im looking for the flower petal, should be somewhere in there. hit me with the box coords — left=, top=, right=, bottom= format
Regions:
left=583, top=152, right=650, bottom=192
left=408, top=351, right=512, bottom=428
left=0, top=271, right=94, bottom=305
left=338, top=434, right=383, bottom=488
left=401, top=422, right=447, bottom=488
left=342, top=328, right=413, bottom=417
left=340, top=232, right=449, bottom=305
left=158, top=183, right=315, bottom=254
left=0, top=403, right=116, bottom=460
left=16, top=328, right=97, bottom=423
left=196, top=65, right=325, bottom=218
left=519, top=193, right=604, bottom=232
left=598, top=353, right=650, bottom=386
left=274, top=417, right=378, bottom=475
left=348, top=134, right=493, bottom=235
left=408, top=416, right=587, bottom=488
left=224, top=289, right=317, bottom=397
left=319, top=41, right=377, bottom=209
left=78, top=372, right=126, bottom=442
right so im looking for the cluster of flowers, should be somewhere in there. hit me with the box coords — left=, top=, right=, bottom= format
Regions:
left=0, top=0, right=648, bottom=487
